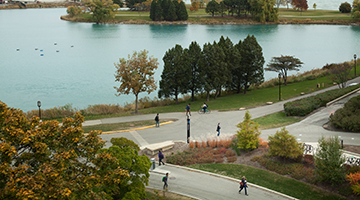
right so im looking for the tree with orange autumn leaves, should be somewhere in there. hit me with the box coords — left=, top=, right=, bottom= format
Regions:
left=114, top=50, right=159, bottom=114
left=0, top=101, right=130, bottom=199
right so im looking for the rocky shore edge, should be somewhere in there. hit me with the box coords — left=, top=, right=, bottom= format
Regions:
left=60, top=15, right=360, bottom=26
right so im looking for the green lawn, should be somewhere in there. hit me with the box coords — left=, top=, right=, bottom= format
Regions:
left=189, top=163, right=346, bottom=200
left=253, top=112, right=303, bottom=130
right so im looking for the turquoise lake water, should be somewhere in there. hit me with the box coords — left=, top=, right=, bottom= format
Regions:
left=0, top=8, right=359, bottom=111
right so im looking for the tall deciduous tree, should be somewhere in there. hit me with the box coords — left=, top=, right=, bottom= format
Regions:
left=291, top=0, right=309, bottom=12
left=219, top=1, right=227, bottom=17
left=206, top=0, right=220, bottom=16
left=268, top=127, right=303, bottom=160
left=314, top=136, right=346, bottom=186
left=249, top=0, right=279, bottom=22
left=114, top=50, right=158, bottom=113
left=265, top=55, right=303, bottom=86
left=236, top=110, right=261, bottom=151
left=236, top=35, right=265, bottom=94
left=352, top=0, right=360, bottom=20
left=327, top=63, right=352, bottom=88
left=85, top=0, right=120, bottom=24
left=158, top=44, right=189, bottom=104
left=99, top=138, right=151, bottom=199
left=186, top=41, right=204, bottom=101
left=126, top=0, right=146, bottom=10
left=0, top=102, right=129, bottom=199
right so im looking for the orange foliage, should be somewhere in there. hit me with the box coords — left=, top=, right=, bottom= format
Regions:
left=189, top=141, right=195, bottom=148
left=346, top=172, right=360, bottom=185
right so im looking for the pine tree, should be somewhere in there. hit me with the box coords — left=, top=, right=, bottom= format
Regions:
left=236, top=110, right=261, bottom=151
left=236, top=35, right=264, bottom=94
left=177, top=1, right=188, bottom=20
left=166, top=0, right=178, bottom=21
left=158, top=44, right=189, bottom=103
left=186, top=41, right=203, bottom=101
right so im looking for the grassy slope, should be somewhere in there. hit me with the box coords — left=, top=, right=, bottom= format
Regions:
left=189, top=163, right=346, bottom=200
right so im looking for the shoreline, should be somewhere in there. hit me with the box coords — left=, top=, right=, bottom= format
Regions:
left=60, top=15, right=360, bottom=26
left=1, top=3, right=358, bottom=26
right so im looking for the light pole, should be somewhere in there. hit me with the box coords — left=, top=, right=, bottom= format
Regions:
left=278, top=73, right=281, bottom=101
left=355, top=54, right=357, bottom=77
left=37, top=101, right=41, bottom=119
left=187, top=115, right=190, bottom=143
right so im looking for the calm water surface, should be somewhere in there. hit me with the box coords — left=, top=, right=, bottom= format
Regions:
left=0, top=8, right=359, bottom=111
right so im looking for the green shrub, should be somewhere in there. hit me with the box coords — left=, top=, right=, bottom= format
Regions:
left=314, top=136, right=346, bottom=186
left=339, top=2, right=352, bottom=13
left=110, top=137, right=140, bottom=151
left=330, top=95, right=360, bottom=131
left=284, top=85, right=360, bottom=116
left=291, top=164, right=307, bottom=180
left=268, top=127, right=303, bottom=160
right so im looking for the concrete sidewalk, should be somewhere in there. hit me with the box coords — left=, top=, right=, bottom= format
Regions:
left=148, top=164, right=297, bottom=200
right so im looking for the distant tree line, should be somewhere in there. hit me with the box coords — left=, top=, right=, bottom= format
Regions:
left=150, top=0, right=188, bottom=21
left=158, top=35, right=265, bottom=103
left=204, top=0, right=279, bottom=22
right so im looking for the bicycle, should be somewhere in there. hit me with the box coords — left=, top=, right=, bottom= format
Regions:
left=198, top=108, right=211, bottom=114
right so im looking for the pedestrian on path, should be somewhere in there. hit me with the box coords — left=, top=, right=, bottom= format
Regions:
left=155, top=113, right=160, bottom=127
left=239, top=176, right=248, bottom=196
left=162, top=173, right=169, bottom=190
left=216, top=123, right=221, bottom=136
left=185, top=103, right=191, bottom=116
left=158, top=150, right=165, bottom=166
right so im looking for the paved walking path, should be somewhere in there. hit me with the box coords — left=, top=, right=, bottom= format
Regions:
left=82, top=77, right=360, bottom=200
left=148, top=164, right=297, bottom=200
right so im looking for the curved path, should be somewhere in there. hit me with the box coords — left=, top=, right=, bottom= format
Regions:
left=83, top=77, right=360, bottom=200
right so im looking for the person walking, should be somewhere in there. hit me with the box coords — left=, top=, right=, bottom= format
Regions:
left=155, top=113, right=160, bottom=127
left=185, top=103, right=191, bottom=116
left=158, top=150, right=165, bottom=166
left=239, top=176, right=248, bottom=196
left=162, top=173, right=169, bottom=191
left=216, top=123, right=221, bottom=136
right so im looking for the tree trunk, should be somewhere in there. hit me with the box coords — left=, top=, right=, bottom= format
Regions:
left=135, top=94, right=138, bottom=113
left=175, top=90, right=178, bottom=104
left=244, top=85, right=248, bottom=94
left=237, top=82, right=241, bottom=93
left=206, top=91, right=210, bottom=102
left=284, top=70, right=287, bottom=86
left=191, top=90, right=194, bottom=101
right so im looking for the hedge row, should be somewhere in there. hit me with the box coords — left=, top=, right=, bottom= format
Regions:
left=284, top=85, right=360, bottom=116
left=330, top=95, right=360, bottom=131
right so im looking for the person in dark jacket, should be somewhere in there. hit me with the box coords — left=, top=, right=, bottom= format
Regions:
left=239, top=176, right=248, bottom=196
left=158, top=150, right=165, bottom=166
left=163, top=173, right=169, bottom=190
left=155, top=113, right=160, bottom=127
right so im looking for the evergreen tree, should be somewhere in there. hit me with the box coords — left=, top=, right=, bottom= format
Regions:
left=161, top=0, right=169, bottom=19
left=206, top=0, right=220, bottom=16
left=177, top=1, right=189, bottom=20
left=200, top=42, right=229, bottom=100
left=186, top=41, right=204, bottom=101
left=236, top=35, right=264, bottom=94
left=218, top=36, right=241, bottom=93
left=268, top=127, right=303, bottom=160
left=314, top=136, right=346, bottom=186
left=166, top=0, right=178, bottom=21
left=150, top=0, right=156, bottom=20
left=158, top=45, right=188, bottom=104
left=154, top=0, right=163, bottom=21
left=236, top=110, right=261, bottom=151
